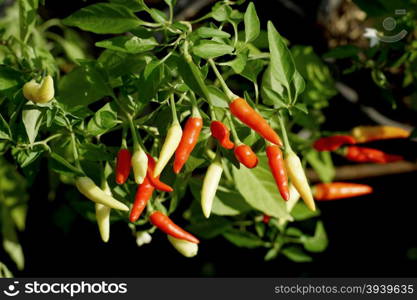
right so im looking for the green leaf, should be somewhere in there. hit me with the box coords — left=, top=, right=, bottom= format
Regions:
left=305, top=150, right=335, bottom=183
left=19, top=0, right=39, bottom=43
left=194, top=27, right=231, bottom=39
left=241, top=59, right=265, bottom=83
left=0, top=66, right=22, bottom=97
left=192, top=41, right=234, bottom=59
left=0, top=157, right=28, bottom=231
left=223, top=229, right=265, bottom=248
left=302, top=221, right=328, bottom=253
left=292, top=70, right=305, bottom=101
left=22, top=104, right=44, bottom=144
left=2, top=208, right=24, bottom=270
left=211, top=3, right=231, bottom=22
left=262, top=87, right=287, bottom=108
left=86, top=102, right=118, bottom=136
left=282, top=246, right=312, bottom=262
left=98, top=50, right=149, bottom=78
left=0, top=113, right=12, bottom=140
left=291, top=202, right=320, bottom=221
left=244, top=2, right=260, bottom=43
left=286, top=227, right=304, bottom=237
left=220, top=49, right=248, bottom=73
left=233, top=154, right=291, bottom=219
left=108, top=0, right=145, bottom=12
left=148, top=8, right=167, bottom=23
left=95, top=36, right=158, bottom=54
left=291, top=46, right=336, bottom=109
left=58, top=63, right=112, bottom=107
left=177, top=55, right=212, bottom=103
left=14, top=147, right=44, bottom=168
left=261, top=65, right=286, bottom=106
left=63, top=3, right=142, bottom=34
left=264, top=244, right=281, bottom=261
left=267, top=21, right=295, bottom=89
left=79, top=143, right=113, bottom=162
left=207, top=86, right=229, bottom=108
left=137, top=61, right=164, bottom=103
left=49, top=152, right=85, bottom=177
left=187, top=215, right=232, bottom=239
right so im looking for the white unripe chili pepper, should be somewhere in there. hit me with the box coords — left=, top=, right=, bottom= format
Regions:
left=201, top=155, right=223, bottom=218
left=75, top=176, right=129, bottom=211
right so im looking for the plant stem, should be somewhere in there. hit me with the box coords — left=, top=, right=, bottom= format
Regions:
left=168, top=3, right=174, bottom=24
left=226, top=113, right=241, bottom=144
left=128, top=116, right=140, bottom=152
left=232, top=22, right=239, bottom=48
left=254, top=82, right=259, bottom=105
left=121, top=125, right=128, bottom=149
left=170, top=94, right=179, bottom=124
left=278, top=111, right=292, bottom=153
left=208, top=59, right=237, bottom=100
left=189, top=92, right=201, bottom=118
left=70, top=131, right=81, bottom=170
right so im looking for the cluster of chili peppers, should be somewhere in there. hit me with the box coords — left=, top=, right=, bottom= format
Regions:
left=313, top=125, right=409, bottom=164
left=74, top=57, right=412, bottom=255
left=303, top=125, right=411, bottom=205
left=110, top=96, right=200, bottom=255
left=78, top=56, right=323, bottom=251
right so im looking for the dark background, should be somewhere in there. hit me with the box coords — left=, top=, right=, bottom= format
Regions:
left=1, top=0, right=417, bottom=277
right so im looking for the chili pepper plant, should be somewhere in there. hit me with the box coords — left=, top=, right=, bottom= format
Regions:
left=2, top=0, right=408, bottom=275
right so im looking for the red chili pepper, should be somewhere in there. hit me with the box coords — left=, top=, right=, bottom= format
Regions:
left=313, top=182, right=373, bottom=201
left=345, top=146, right=403, bottom=164
left=313, top=135, right=356, bottom=152
left=150, top=211, right=199, bottom=244
left=115, top=148, right=132, bottom=184
left=129, top=176, right=155, bottom=222
left=146, top=154, right=173, bottom=192
left=266, top=144, right=289, bottom=201
left=229, top=98, right=282, bottom=146
left=234, top=144, right=258, bottom=168
left=262, top=214, right=271, bottom=224
left=210, top=121, right=235, bottom=149
left=173, top=112, right=203, bottom=174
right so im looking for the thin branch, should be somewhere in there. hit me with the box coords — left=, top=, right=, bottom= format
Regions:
left=306, top=161, right=417, bottom=182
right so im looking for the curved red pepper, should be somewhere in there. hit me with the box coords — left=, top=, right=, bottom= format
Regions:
left=173, top=116, right=203, bottom=174
left=313, top=182, right=373, bottom=201
left=234, top=144, right=258, bottom=168
left=229, top=98, right=282, bottom=146
left=150, top=211, right=199, bottom=244
left=146, top=154, right=173, bottom=192
left=345, top=146, right=403, bottom=164
left=129, top=176, right=155, bottom=222
left=210, top=121, right=235, bottom=149
left=313, top=135, right=356, bottom=152
left=115, top=148, right=132, bottom=184
left=266, top=145, right=289, bottom=201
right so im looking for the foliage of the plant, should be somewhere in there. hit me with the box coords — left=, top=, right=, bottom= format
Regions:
left=0, top=0, right=360, bottom=274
